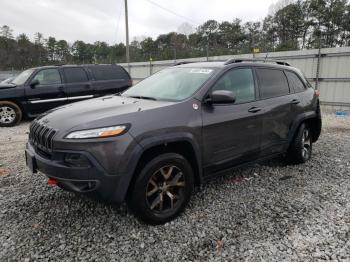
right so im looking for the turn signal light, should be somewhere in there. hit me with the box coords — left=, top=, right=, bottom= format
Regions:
left=99, top=129, right=125, bottom=137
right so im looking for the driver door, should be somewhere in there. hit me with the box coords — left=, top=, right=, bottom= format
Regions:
left=202, top=67, right=264, bottom=174
left=25, top=68, right=67, bottom=115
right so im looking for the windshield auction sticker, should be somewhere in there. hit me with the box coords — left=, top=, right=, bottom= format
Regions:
left=189, top=69, right=213, bottom=74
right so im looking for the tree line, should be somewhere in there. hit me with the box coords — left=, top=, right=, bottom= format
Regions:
left=0, top=0, right=349, bottom=70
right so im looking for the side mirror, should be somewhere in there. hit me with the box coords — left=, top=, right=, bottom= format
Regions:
left=205, top=90, right=236, bottom=104
left=30, top=79, right=40, bottom=88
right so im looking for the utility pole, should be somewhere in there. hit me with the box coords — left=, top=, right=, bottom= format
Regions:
left=315, top=18, right=322, bottom=90
left=124, top=0, right=130, bottom=71
left=205, top=33, right=209, bottom=61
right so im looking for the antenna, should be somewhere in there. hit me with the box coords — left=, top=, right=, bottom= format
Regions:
left=264, top=52, right=269, bottom=62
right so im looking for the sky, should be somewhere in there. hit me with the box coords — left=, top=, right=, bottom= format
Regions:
left=0, top=0, right=278, bottom=44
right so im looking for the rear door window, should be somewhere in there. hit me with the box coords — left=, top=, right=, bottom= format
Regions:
left=256, top=68, right=289, bottom=99
left=89, top=65, right=129, bottom=80
left=32, top=69, right=61, bottom=85
left=63, top=67, right=89, bottom=83
left=212, top=68, right=255, bottom=104
left=285, top=71, right=306, bottom=93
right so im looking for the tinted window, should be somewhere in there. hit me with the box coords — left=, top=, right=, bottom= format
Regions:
left=256, top=68, right=289, bottom=99
left=32, top=69, right=61, bottom=85
left=212, top=68, right=255, bottom=103
left=64, top=67, right=89, bottom=83
left=90, top=65, right=129, bottom=81
left=285, top=71, right=306, bottom=93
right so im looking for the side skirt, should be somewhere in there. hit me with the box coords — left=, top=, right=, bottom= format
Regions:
left=202, top=152, right=284, bottom=183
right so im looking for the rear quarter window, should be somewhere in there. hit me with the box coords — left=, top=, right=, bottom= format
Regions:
left=285, top=71, right=306, bottom=93
left=63, top=67, right=89, bottom=83
left=89, top=65, right=129, bottom=81
left=256, top=68, right=289, bottom=99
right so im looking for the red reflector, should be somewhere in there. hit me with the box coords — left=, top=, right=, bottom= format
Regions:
left=315, top=90, right=320, bottom=97
left=48, top=178, right=58, bottom=185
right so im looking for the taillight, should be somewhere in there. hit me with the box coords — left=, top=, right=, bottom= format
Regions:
left=128, top=79, right=133, bottom=87
left=48, top=178, right=58, bottom=185
left=314, top=89, right=320, bottom=97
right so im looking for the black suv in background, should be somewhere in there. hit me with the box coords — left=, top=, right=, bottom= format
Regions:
left=0, top=64, right=132, bottom=126
left=25, top=59, right=322, bottom=224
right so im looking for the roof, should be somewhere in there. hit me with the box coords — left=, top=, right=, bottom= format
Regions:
left=28, top=64, right=122, bottom=71
left=175, top=59, right=296, bottom=71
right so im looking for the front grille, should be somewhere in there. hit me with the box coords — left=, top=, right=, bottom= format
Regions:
left=29, top=121, right=57, bottom=153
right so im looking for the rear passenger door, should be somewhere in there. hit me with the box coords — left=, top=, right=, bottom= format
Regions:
left=255, top=67, right=294, bottom=155
left=62, top=67, right=94, bottom=103
left=89, top=65, right=131, bottom=96
left=285, top=70, right=308, bottom=117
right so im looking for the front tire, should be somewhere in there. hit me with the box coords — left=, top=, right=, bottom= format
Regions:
left=0, top=101, right=22, bottom=127
left=287, top=123, right=313, bottom=164
left=128, top=153, right=194, bottom=225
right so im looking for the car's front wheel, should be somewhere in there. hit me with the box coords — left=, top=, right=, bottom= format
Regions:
left=0, top=101, right=22, bottom=127
left=128, top=153, right=194, bottom=225
left=287, top=123, right=313, bottom=164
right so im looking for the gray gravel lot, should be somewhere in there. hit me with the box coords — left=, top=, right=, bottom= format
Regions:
left=1, top=115, right=350, bottom=261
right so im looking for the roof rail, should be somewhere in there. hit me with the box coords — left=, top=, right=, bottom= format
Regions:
left=173, top=61, right=197, bottom=66
left=224, top=58, right=290, bottom=66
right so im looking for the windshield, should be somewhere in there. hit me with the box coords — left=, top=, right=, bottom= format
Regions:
left=11, top=69, right=35, bottom=85
left=123, top=67, right=215, bottom=101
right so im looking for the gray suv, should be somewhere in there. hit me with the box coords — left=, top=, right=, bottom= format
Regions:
left=25, top=59, right=322, bottom=224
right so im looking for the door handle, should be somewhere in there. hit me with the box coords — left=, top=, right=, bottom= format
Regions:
left=248, top=107, right=262, bottom=113
left=291, top=99, right=300, bottom=104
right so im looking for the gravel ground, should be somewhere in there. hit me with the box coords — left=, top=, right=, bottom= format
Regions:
left=1, top=115, right=350, bottom=261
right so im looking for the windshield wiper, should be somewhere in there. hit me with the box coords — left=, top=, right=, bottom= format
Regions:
left=127, top=95, right=157, bottom=101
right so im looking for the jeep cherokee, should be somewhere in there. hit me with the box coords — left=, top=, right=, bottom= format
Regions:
left=25, top=59, right=322, bottom=224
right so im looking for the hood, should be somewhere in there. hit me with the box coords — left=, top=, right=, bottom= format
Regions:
left=0, top=83, right=16, bottom=89
left=37, top=95, right=175, bottom=133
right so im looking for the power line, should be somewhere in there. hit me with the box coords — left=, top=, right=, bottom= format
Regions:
left=144, top=0, right=200, bottom=26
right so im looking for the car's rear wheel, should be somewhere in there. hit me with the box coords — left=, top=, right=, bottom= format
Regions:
left=128, top=153, right=194, bottom=225
left=0, top=101, right=22, bottom=127
left=287, top=123, right=313, bottom=164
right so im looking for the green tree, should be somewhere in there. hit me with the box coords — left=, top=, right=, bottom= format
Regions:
left=71, top=41, right=94, bottom=64
left=0, top=25, right=13, bottom=39
left=218, top=19, right=246, bottom=54
left=46, top=37, right=57, bottom=61
left=274, top=3, right=305, bottom=50
left=56, top=40, right=70, bottom=63
left=17, top=34, right=33, bottom=69
left=243, top=21, right=262, bottom=53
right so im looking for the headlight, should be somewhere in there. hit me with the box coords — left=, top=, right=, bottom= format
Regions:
left=65, top=125, right=127, bottom=139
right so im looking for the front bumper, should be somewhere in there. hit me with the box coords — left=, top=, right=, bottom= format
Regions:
left=25, top=142, right=125, bottom=203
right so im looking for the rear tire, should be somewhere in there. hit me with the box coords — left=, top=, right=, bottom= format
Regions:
left=128, top=153, right=194, bottom=225
left=0, top=101, right=22, bottom=127
left=286, top=123, right=312, bottom=164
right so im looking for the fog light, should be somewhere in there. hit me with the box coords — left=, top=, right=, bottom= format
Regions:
left=64, top=153, right=91, bottom=168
